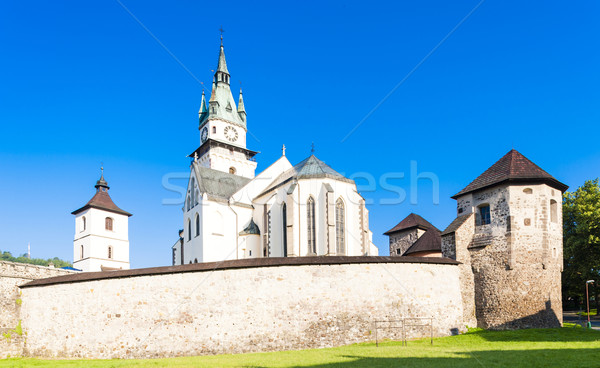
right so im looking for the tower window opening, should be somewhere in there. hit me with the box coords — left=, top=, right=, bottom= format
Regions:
left=81, top=216, right=86, bottom=232
left=477, top=204, right=491, bottom=226
left=550, top=199, right=558, bottom=223
left=195, top=214, right=200, bottom=237
left=105, top=217, right=113, bottom=231
left=335, top=198, right=345, bottom=255
left=80, top=245, right=84, bottom=260
left=212, top=126, right=216, bottom=134
left=108, top=246, right=113, bottom=259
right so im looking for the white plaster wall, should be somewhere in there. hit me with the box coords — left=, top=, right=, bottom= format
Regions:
left=73, top=208, right=130, bottom=272
left=19, top=261, right=464, bottom=359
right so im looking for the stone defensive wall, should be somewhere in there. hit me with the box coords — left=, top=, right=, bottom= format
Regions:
left=17, top=257, right=463, bottom=359
left=0, top=261, right=75, bottom=358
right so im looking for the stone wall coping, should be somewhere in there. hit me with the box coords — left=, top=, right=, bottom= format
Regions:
left=20, top=256, right=459, bottom=288
left=0, top=260, right=75, bottom=274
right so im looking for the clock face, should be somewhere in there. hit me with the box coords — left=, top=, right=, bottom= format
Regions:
left=201, top=127, right=208, bottom=143
left=224, top=126, right=238, bottom=142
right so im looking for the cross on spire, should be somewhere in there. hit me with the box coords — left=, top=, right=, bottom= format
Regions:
left=219, top=26, right=225, bottom=44
left=311, top=142, right=315, bottom=154
left=282, top=144, right=286, bottom=156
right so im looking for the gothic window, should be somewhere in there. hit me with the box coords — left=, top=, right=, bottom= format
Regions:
left=229, top=167, right=236, bottom=175
left=191, top=178, right=195, bottom=207
left=80, top=245, right=84, bottom=260
left=81, top=216, right=86, bottom=232
left=477, top=204, right=491, bottom=226
left=108, top=246, right=113, bottom=259
left=212, top=126, right=216, bottom=134
left=307, top=197, right=316, bottom=254
left=195, top=189, right=199, bottom=205
left=282, top=203, right=288, bottom=257
left=550, top=199, right=558, bottom=223
left=187, top=219, right=192, bottom=241
left=187, top=196, right=191, bottom=211
left=195, top=214, right=200, bottom=237
left=194, top=258, right=198, bottom=263
left=335, top=198, right=345, bottom=255
left=267, top=210, right=272, bottom=256
left=105, top=217, right=113, bottom=231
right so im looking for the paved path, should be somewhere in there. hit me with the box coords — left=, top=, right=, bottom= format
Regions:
left=563, top=311, right=600, bottom=330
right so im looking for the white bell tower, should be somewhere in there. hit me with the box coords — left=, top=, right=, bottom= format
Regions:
left=72, top=168, right=132, bottom=272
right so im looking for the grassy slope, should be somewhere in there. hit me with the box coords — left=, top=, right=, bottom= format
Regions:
left=2, top=328, right=599, bottom=368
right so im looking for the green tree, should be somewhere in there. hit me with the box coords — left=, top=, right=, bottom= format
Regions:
left=0, top=249, right=72, bottom=268
left=562, top=178, right=600, bottom=311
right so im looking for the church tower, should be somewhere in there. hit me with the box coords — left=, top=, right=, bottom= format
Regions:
left=72, top=169, right=132, bottom=272
left=190, top=36, right=258, bottom=178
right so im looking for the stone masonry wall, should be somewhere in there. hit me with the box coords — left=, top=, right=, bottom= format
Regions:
left=388, top=229, right=419, bottom=256
left=0, top=261, right=74, bottom=358
left=19, top=261, right=464, bottom=359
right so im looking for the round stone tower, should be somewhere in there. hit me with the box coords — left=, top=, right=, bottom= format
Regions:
left=445, top=149, right=567, bottom=329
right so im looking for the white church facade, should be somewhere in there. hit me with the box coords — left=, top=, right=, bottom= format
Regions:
left=173, top=38, right=378, bottom=264
left=72, top=171, right=132, bottom=272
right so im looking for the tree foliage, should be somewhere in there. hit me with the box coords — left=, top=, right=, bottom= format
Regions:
left=0, top=250, right=72, bottom=268
left=562, top=178, right=600, bottom=309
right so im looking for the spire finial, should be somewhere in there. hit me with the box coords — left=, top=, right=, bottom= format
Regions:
left=282, top=144, right=286, bottom=156
left=311, top=142, right=315, bottom=154
left=95, top=163, right=109, bottom=191
left=219, top=26, right=225, bottom=45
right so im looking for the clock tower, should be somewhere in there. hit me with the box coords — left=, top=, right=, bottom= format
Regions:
left=190, top=37, right=258, bottom=179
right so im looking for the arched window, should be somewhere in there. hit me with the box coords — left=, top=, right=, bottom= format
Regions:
left=108, top=246, right=113, bottom=259
left=80, top=245, right=84, bottom=260
left=523, top=188, right=533, bottom=194
left=195, top=189, right=199, bottom=205
left=307, top=197, right=316, bottom=254
left=187, top=196, right=191, bottom=211
left=550, top=199, right=558, bottom=223
left=212, top=126, right=216, bottom=134
left=81, top=216, right=86, bottom=232
left=229, top=167, right=236, bottom=175
left=187, top=219, right=192, bottom=241
left=105, top=217, right=113, bottom=231
left=336, top=198, right=345, bottom=255
left=194, top=258, right=198, bottom=263
left=191, top=178, right=195, bottom=207
left=195, top=213, right=200, bottom=237
left=282, top=203, right=287, bottom=257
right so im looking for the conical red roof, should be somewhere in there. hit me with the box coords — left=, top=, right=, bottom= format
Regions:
left=452, top=149, right=568, bottom=199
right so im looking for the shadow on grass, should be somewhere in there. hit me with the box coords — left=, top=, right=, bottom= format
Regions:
left=469, top=327, right=600, bottom=343
left=262, top=348, right=600, bottom=368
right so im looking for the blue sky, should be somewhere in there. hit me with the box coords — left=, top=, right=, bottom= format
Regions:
left=1, top=1, right=599, bottom=268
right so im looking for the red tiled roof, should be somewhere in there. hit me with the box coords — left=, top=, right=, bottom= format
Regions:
left=451, top=149, right=568, bottom=199
left=384, top=213, right=439, bottom=235
left=403, top=229, right=442, bottom=256
left=72, top=190, right=132, bottom=217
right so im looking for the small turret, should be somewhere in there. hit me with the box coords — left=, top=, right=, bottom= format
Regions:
left=198, top=90, right=208, bottom=123
left=237, top=88, right=246, bottom=122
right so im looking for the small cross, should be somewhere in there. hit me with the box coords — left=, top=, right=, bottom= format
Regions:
left=101, top=163, right=104, bottom=175
left=311, top=142, right=315, bottom=154
left=219, top=26, right=225, bottom=44
left=282, top=144, right=286, bottom=156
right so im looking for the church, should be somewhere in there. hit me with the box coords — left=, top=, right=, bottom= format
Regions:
left=172, top=38, right=378, bottom=264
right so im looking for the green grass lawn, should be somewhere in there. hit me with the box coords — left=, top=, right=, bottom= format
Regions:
left=2, top=328, right=599, bottom=368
